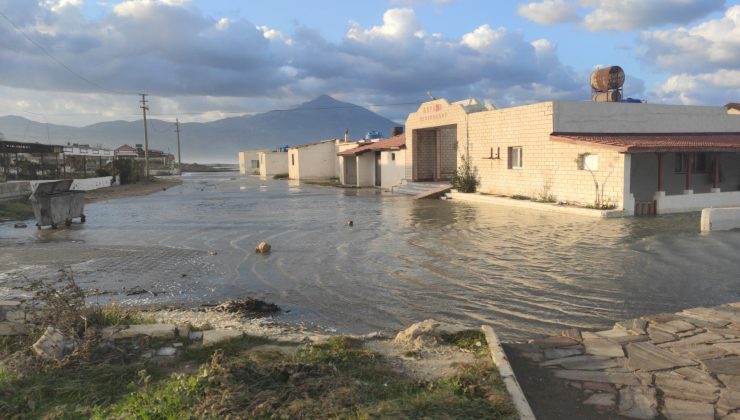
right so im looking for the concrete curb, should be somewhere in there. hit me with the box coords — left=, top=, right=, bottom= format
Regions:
left=482, top=325, right=536, bottom=420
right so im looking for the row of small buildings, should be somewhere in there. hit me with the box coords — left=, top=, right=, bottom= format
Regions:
left=239, top=99, right=740, bottom=216
left=239, top=132, right=408, bottom=190
left=1, top=141, right=175, bottom=180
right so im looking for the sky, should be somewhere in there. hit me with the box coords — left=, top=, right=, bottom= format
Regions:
left=0, top=0, right=739, bottom=127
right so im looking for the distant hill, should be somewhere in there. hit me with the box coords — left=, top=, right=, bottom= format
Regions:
left=0, top=95, right=399, bottom=162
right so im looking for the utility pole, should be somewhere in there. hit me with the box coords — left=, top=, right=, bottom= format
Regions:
left=175, top=118, right=182, bottom=176
left=140, top=93, right=150, bottom=179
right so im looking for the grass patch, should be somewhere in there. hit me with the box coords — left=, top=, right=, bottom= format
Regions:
left=441, top=329, right=490, bottom=357
left=0, top=362, right=145, bottom=417
left=585, top=202, right=617, bottom=210
left=2, top=333, right=516, bottom=419
left=510, top=194, right=531, bottom=200
left=91, top=304, right=156, bottom=327
left=3, top=272, right=514, bottom=419
left=272, top=173, right=289, bottom=179
left=0, top=197, right=34, bottom=220
left=94, top=368, right=207, bottom=419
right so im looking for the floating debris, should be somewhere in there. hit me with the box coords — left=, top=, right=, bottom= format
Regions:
left=210, top=297, right=281, bottom=318
left=255, top=241, right=271, bottom=254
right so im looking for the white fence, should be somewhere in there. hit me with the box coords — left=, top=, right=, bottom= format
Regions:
left=655, top=190, right=740, bottom=214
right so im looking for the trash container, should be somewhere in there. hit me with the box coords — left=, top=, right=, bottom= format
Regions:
left=30, top=180, right=86, bottom=229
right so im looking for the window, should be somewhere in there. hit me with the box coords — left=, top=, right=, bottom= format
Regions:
left=674, top=152, right=707, bottom=173
left=507, top=147, right=523, bottom=169
left=251, top=159, right=259, bottom=169
left=391, top=153, right=396, bottom=161
left=577, top=153, right=599, bottom=171
left=291, top=154, right=295, bottom=166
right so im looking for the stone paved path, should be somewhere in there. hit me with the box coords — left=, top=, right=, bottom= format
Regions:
left=512, top=302, right=740, bottom=419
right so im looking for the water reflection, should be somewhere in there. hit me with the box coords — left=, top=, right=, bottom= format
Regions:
left=1, top=173, right=739, bottom=341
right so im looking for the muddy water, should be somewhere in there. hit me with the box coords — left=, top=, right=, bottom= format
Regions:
left=1, top=173, right=739, bottom=341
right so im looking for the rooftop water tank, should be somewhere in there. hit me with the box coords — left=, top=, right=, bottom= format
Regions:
left=590, top=66, right=625, bottom=91
left=364, top=131, right=383, bottom=140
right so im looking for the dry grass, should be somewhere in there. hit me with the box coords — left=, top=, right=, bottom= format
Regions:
left=0, top=197, right=34, bottom=220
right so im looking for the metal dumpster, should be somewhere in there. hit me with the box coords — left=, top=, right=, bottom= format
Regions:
left=30, top=180, right=86, bottom=229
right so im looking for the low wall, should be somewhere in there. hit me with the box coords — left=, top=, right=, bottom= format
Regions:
left=448, top=192, right=625, bottom=218
left=701, top=207, right=740, bottom=232
left=30, top=176, right=116, bottom=192
left=655, top=190, right=740, bottom=214
left=0, top=181, right=31, bottom=201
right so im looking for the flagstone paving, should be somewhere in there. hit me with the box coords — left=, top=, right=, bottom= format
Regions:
left=512, top=302, right=740, bottom=419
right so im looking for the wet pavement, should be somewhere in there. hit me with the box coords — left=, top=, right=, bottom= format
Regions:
left=507, top=301, right=740, bottom=419
left=1, top=173, right=739, bottom=341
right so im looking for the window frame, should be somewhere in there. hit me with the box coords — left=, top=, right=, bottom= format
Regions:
left=674, top=152, right=707, bottom=174
left=508, top=146, right=523, bottom=169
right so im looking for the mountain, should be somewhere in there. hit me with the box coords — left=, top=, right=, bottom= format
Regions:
left=0, top=95, right=399, bottom=162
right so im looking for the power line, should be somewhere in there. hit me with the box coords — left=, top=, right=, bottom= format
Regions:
left=4, top=101, right=421, bottom=119
left=147, top=101, right=422, bottom=117
left=0, top=10, right=132, bottom=96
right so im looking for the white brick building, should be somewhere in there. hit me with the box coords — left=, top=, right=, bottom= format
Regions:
left=405, top=99, right=740, bottom=215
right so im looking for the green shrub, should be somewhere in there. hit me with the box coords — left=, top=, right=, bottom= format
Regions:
left=451, top=154, right=480, bottom=193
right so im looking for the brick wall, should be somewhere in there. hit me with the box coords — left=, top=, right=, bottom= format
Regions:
left=406, top=100, right=627, bottom=208
left=468, top=102, right=625, bottom=207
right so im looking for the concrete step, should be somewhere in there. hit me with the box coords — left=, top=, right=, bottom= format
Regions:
left=414, top=185, right=452, bottom=200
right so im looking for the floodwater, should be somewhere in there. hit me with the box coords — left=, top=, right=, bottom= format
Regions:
left=1, top=173, right=739, bottom=341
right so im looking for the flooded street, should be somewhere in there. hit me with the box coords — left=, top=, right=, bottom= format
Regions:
left=1, top=173, right=739, bottom=341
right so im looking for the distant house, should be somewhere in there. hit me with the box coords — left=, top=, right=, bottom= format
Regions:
left=115, top=143, right=173, bottom=166
left=727, top=103, right=740, bottom=115
left=258, top=151, right=289, bottom=177
left=338, top=134, right=406, bottom=188
left=238, top=150, right=268, bottom=175
left=288, top=139, right=340, bottom=181
left=115, top=144, right=138, bottom=158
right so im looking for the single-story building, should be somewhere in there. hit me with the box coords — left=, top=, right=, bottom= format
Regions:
left=404, top=98, right=740, bottom=215
left=238, top=150, right=268, bottom=175
left=338, top=134, right=406, bottom=189
left=258, top=151, right=289, bottom=177
left=727, top=103, right=740, bottom=115
left=288, top=139, right=339, bottom=181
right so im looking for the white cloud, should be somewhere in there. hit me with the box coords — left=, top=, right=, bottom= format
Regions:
left=42, top=0, right=83, bottom=13
left=581, top=0, right=725, bottom=31
left=460, top=24, right=507, bottom=51
left=641, top=5, right=740, bottom=73
left=0, top=4, right=589, bottom=124
left=518, top=0, right=578, bottom=25
left=346, top=8, right=421, bottom=42
left=655, top=71, right=740, bottom=105
left=638, top=5, right=740, bottom=105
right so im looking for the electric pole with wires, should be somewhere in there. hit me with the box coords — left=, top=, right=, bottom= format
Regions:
left=140, top=93, right=150, bottom=178
left=175, top=118, right=182, bottom=175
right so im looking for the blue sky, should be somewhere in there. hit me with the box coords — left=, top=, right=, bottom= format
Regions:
left=1, top=0, right=739, bottom=126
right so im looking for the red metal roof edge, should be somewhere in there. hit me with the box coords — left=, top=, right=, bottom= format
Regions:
left=338, top=134, right=405, bottom=156
left=550, top=132, right=740, bottom=153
